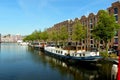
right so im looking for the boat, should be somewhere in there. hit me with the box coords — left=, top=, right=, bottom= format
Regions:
left=17, top=40, right=28, bottom=46
left=28, top=42, right=46, bottom=51
left=44, top=45, right=103, bottom=66
left=19, top=42, right=29, bottom=46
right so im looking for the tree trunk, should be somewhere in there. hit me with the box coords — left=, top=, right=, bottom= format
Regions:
left=105, top=42, right=109, bottom=57
left=98, top=41, right=100, bottom=52
left=76, top=41, right=78, bottom=53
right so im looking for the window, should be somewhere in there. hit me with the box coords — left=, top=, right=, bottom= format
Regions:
left=82, top=46, right=84, bottom=49
left=91, top=40, right=93, bottom=44
left=70, top=32, right=72, bottom=35
left=83, top=40, right=85, bottom=43
left=114, top=7, right=118, bottom=14
left=90, top=24, right=93, bottom=29
left=100, top=40, right=103, bottom=44
left=90, top=19, right=92, bottom=23
left=115, top=31, right=118, bottom=36
left=115, top=15, right=118, bottom=21
left=91, top=45, right=93, bottom=48
left=91, top=36, right=93, bottom=39
left=114, top=38, right=118, bottom=44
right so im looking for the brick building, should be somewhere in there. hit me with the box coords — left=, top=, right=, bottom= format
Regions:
left=107, top=1, right=120, bottom=50
left=46, top=1, right=120, bottom=51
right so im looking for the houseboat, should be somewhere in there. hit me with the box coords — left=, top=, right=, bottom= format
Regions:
left=44, top=45, right=103, bottom=65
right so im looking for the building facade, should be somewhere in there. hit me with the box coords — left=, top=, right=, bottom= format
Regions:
left=107, top=1, right=120, bottom=50
left=47, top=1, right=120, bottom=50
left=1, top=34, right=23, bottom=43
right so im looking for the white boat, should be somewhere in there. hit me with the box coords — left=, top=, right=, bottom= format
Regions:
left=28, top=42, right=46, bottom=51
left=19, top=42, right=29, bottom=46
left=17, top=40, right=28, bottom=46
left=44, top=46, right=103, bottom=65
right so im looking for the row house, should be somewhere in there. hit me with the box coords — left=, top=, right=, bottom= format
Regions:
left=46, top=1, right=120, bottom=51
left=108, top=1, right=120, bottom=50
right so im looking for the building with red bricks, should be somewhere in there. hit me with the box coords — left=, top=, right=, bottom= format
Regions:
left=46, top=1, right=120, bottom=51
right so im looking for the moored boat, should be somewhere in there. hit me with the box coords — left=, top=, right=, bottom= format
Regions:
left=44, top=46, right=103, bottom=66
left=28, top=42, right=46, bottom=51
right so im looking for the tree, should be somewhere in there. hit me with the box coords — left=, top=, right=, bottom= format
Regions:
left=92, top=10, right=120, bottom=54
left=72, top=21, right=86, bottom=52
left=40, top=30, right=48, bottom=42
left=32, top=30, right=41, bottom=41
left=47, top=30, right=60, bottom=45
left=59, top=26, right=69, bottom=46
left=23, top=30, right=41, bottom=42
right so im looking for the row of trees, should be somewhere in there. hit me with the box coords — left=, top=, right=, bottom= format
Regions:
left=24, top=10, right=120, bottom=54
left=24, top=23, right=86, bottom=45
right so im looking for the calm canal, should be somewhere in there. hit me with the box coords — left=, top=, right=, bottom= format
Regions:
left=0, top=43, right=113, bottom=80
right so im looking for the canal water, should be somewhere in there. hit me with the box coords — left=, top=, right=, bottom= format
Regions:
left=0, top=43, right=113, bottom=80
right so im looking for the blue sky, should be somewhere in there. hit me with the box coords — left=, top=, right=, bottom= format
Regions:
left=0, top=0, right=116, bottom=35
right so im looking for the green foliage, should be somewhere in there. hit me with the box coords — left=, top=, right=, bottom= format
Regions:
left=92, top=10, right=120, bottom=54
left=50, top=30, right=60, bottom=41
left=23, top=30, right=41, bottom=41
left=109, top=54, right=118, bottom=59
left=72, top=22, right=86, bottom=41
left=40, top=31, right=48, bottom=41
left=100, top=51, right=109, bottom=58
left=93, top=10, right=120, bottom=42
left=59, top=26, right=69, bottom=41
left=71, top=21, right=86, bottom=51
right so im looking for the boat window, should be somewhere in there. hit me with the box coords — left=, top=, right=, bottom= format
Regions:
left=79, top=54, right=81, bottom=57
left=83, top=53, right=85, bottom=56
left=58, top=51, right=60, bottom=53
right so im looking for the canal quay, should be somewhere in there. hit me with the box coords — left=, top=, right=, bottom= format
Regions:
left=0, top=43, right=114, bottom=80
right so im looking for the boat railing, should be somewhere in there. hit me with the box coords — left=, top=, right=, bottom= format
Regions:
left=45, top=46, right=100, bottom=57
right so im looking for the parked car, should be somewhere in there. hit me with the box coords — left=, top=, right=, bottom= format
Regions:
left=108, top=48, right=119, bottom=56
left=108, top=48, right=115, bottom=54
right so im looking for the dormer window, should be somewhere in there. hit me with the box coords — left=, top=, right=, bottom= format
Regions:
left=114, top=7, right=118, bottom=14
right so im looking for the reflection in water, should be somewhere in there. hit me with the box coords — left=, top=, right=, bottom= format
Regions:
left=28, top=47, right=110, bottom=80
left=0, top=42, right=1, bottom=53
left=0, top=43, right=113, bottom=80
